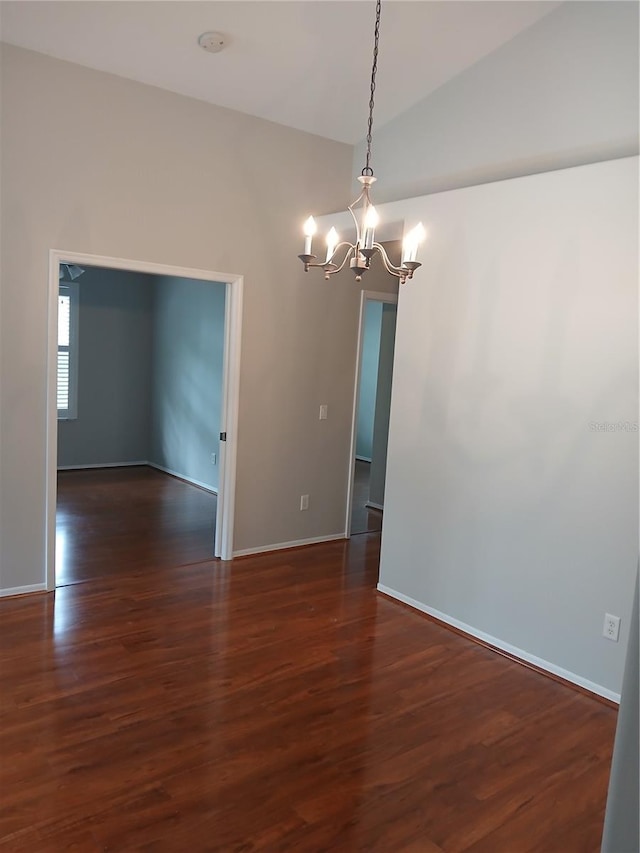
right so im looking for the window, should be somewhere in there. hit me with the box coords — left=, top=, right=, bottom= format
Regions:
left=58, top=281, right=78, bottom=419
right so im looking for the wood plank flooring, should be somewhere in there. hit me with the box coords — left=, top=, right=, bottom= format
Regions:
left=0, top=472, right=617, bottom=851
left=56, top=467, right=217, bottom=585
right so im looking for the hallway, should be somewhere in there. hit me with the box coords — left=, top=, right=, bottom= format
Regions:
left=350, top=459, right=383, bottom=536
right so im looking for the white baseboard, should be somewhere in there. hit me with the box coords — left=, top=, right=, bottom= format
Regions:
left=233, top=533, right=346, bottom=558
left=147, top=462, right=217, bottom=495
left=0, top=583, right=47, bottom=598
left=356, top=455, right=372, bottom=463
left=57, top=460, right=148, bottom=471
left=365, top=501, right=384, bottom=511
left=57, top=460, right=218, bottom=495
left=377, top=583, right=621, bottom=704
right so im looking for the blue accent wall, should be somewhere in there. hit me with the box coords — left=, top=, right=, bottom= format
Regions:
left=57, top=267, right=153, bottom=466
left=149, top=276, right=226, bottom=492
left=356, top=301, right=383, bottom=460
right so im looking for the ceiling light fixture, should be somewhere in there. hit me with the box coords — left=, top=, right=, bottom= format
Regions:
left=298, top=0, right=425, bottom=284
left=59, top=264, right=85, bottom=281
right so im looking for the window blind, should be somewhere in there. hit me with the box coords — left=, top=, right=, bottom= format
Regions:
left=57, top=285, right=77, bottom=418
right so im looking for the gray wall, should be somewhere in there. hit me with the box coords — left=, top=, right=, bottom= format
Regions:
left=0, top=44, right=357, bottom=589
left=58, top=267, right=153, bottom=467
left=149, top=276, right=226, bottom=492
left=356, top=300, right=382, bottom=461
left=2, top=0, right=637, bottom=590
left=377, top=157, right=638, bottom=697
left=369, top=303, right=396, bottom=508
left=354, top=2, right=639, bottom=202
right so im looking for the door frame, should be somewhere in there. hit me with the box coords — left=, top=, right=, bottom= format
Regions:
left=46, top=249, right=244, bottom=589
left=344, top=289, right=398, bottom=538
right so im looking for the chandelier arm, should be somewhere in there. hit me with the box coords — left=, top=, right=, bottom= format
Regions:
left=372, top=242, right=421, bottom=283
left=303, top=242, right=355, bottom=273
left=325, top=243, right=357, bottom=276
left=372, top=242, right=404, bottom=277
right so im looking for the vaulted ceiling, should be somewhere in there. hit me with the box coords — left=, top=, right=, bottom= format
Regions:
left=0, top=1, right=559, bottom=143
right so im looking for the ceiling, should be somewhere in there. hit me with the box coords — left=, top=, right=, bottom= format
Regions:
left=0, top=1, right=559, bottom=144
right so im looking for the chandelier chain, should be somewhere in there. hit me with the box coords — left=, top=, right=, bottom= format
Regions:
left=362, top=0, right=381, bottom=177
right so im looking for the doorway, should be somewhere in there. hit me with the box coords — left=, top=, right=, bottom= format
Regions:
left=346, top=291, right=398, bottom=537
left=46, top=251, right=243, bottom=589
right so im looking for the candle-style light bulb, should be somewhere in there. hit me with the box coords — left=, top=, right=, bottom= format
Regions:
left=402, top=222, right=426, bottom=264
left=325, top=227, right=339, bottom=263
left=303, top=216, right=317, bottom=255
left=362, top=205, right=379, bottom=249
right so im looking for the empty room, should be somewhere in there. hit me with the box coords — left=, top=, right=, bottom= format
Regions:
left=0, top=1, right=637, bottom=851
left=55, top=263, right=228, bottom=586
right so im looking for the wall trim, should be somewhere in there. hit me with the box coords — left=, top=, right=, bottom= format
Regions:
left=377, top=583, right=621, bottom=705
left=46, top=249, right=243, bottom=589
left=147, top=462, right=217, bottom=495
left=57, top=461, right=218, bottom=495
left=233, top=533, right=346, bottom=559
left=0, top=583, right=47, bottom=599
left=57, top=461, right=148, bottom=471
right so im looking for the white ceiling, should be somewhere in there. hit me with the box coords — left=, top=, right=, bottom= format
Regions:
left=0, top=1, right=559, bottom=144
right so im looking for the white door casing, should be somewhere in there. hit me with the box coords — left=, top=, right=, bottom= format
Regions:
left=46, top=250, right=244, bottom=589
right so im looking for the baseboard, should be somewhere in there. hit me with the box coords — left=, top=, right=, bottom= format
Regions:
left=356, top=455, right=372, bottom=463
left=147, top=462, right=217, bottom=495
left=56, top=460, right=218, bottom=495
left=365, top=501, right=384, bottom=511
left=233, top=533, right=346, bottom=558
left=57, top=461, right=148, bottom=471
left=0, top=583, right=47, bottom=598
left=377, top=583, right=621, bottom=705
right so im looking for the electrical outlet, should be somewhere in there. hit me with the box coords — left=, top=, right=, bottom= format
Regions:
left=300, top=494, right=309, bottom=511
left=603, top=613, right=621, bottom=642
left=210, top=453, right=217, bottom=465
left=319, top=404, right=328, bottom=420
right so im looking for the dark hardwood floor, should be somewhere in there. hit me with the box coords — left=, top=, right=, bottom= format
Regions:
left=56, top=467, right=217, bottom=585
left=0, top=471, right=616, bottom=851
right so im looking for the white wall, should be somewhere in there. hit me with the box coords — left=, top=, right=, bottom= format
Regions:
left=0, top=44, right=356, bottom=590
left=149, top=276, right=226, bottom=492
left=356, top=301, right=382, bottom=461
left=354, top=2, right=639, bottom=202
left=378, top=157, right=638, bottom=697
left=57, top=267, right=153, bottom=467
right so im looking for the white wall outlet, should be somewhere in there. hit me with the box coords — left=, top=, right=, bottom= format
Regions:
left=319, top=404, right=328, bottom=420
left=603, top=613, right=621, bottom=642
left=210, top=453, right=217, bottom=465
left=300, top=494, right=309, bottom=511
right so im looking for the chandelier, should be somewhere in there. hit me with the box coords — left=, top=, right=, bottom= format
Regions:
left=298, top=0, right=425, bottom=284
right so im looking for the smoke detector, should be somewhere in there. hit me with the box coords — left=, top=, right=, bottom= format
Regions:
left=198, top=32, right=228, bottom=54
